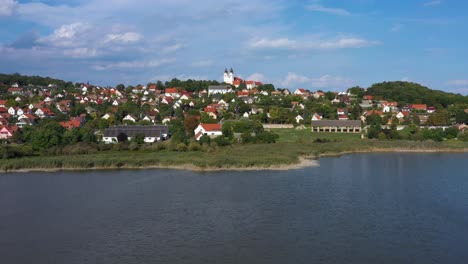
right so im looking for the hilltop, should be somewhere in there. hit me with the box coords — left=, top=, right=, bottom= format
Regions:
left=365, top=81, right=468, bottom=106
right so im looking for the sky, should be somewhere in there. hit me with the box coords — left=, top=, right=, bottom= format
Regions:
left=1, top=0, right=468, bottom=94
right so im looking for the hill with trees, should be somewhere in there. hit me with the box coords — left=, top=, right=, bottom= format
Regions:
left=365, top=81, right=468, bottom=107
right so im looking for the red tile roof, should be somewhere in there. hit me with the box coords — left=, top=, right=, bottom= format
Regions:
left=201, top=123, right=221, bottom=131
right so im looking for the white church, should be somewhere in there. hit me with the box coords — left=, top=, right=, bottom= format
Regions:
left=223, top=67, right=263, bottom=89
left=223, top=68, right=235, bottom=85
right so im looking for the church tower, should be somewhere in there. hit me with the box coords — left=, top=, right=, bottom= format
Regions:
left=223, top=67, right=234, bottom=84
left=223, top=68, right=229, bottom=84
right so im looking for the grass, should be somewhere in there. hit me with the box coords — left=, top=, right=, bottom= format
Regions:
left=1, top=129, right=467, bottom=172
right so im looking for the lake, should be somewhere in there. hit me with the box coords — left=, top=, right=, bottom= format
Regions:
left=1, top=153, right=468, bottom=264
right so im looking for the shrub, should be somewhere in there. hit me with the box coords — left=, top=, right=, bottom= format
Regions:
left=214, top=136, right=232, bottom=146
left=458, top=132, right=468, bottom=142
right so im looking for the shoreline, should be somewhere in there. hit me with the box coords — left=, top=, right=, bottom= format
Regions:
left=2, top=147, right=466, bottom=174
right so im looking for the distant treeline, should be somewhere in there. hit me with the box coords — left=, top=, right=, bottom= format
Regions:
left=365, top=81, right=468, bottom=107
left=0, top=73, right=76, bottom=88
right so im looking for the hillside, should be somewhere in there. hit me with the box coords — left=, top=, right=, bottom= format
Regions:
left=366, top=81, right=468, bottom=107
left=0, top=73, right=75, bottom=88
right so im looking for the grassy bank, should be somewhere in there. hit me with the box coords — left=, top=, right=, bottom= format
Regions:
left=1, top=129, right=467, bottom=172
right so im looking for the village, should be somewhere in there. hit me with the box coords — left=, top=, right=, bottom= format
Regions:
left=0, top=69, right=467, bottom=145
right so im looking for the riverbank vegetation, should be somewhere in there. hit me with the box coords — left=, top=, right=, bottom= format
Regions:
left=1, top=128, right=467, bottom=172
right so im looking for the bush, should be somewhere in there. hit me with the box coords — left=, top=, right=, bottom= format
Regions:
left=458, top=132, right=468, bottom=141
left=188, top=142, right=201, bottom=151
left=214, top=136, right=232, bottom=146
left=129, top=142, right=140, bottom=151
left=176, top=143, right=188, bottom=152
left=256, top=131, right=279, bottom=143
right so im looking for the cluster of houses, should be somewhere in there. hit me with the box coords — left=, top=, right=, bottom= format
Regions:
left=1, top=69, right=467, bottom=143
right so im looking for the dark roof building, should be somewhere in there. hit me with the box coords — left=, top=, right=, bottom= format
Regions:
left=311, top=120, right=362, bottom=133
left=102, top=125, right=169, bottom=143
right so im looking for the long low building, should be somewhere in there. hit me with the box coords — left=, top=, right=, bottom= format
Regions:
left=311, top=120, right=362, bottom=133
left=102, top=125, right=169, bottom=143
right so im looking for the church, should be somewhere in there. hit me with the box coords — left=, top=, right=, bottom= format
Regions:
left=223, top=68, right=262, bottom=89
left=223, top=68, right=235, bottom=85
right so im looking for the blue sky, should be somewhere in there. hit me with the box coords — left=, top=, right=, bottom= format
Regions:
left=1, top=0, right=468, bottom=94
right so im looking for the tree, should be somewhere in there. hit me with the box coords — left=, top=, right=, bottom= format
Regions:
left=116, top=84, right=125, bottom=91
left=133, top=133, right=145, bottom=144
left=117, top=132, right=128, bottom=142
left=184, top=116, right=199, bottom=137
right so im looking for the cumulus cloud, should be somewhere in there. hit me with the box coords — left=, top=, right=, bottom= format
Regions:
left=43, top=22, right=92, bottom=47
left=94, top=58, right=176, bottom=71
left=162, top=43, right=185, bottom=54
left=0, top=0, right=17, bottom=16
left=249, top=37, right=380, bottom=50
left=279, top=72, right=311, bottom=87
left=307, top=4, right=351, bottom=16
left=104, top=32, right=143, bottom=44
left=247, top=73, right=267, bottom=82
left=279, top=72, right=354, bottom=89
left=64, top=48, right=98, bottom=58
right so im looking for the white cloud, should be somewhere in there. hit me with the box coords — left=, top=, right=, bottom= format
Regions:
left=249, top=37, right=380, bottom=50
left=0, top=0, right=17, bottom=16
left=279, top=72, right=311, bottom=87
left=249, top=38, right=297, bottom=49
left=247, top=73, right=266, bottom=82
left=278, top=72, right=354, bottom=89
left=162, top=43, right=185, bottom=54
left=191, top=60, right=213, bottom=67
left=104, top=32, right=143, bottom=44
left=94, top=58, right=176, bottom=71
left=307, top=4, right=351, bottom=16
left=424, top=1, right=441, bottom=6
left=447, top=80, right=468, bottom=86
left=310, top=75, right=355, bottom=89
left=64, top=48, right=98, bottom=58
left=43, top=22, right=91, bottom=47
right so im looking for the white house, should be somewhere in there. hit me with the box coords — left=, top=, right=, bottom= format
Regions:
left=8, top=107, right=16, bottom=116
left=208, top=85, right=231, bottom=95
left=122, top=114, right=137, bottom=122
left=295, top=115, right=304, bottom=123
left=102, top=125, right=169, bottom=144
left=311, top=113, right=323, bottom=121
left=194, top=123, right=223, bottom=141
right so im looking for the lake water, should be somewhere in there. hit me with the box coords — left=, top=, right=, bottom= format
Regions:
left=1, top=153, right=468, bottom=264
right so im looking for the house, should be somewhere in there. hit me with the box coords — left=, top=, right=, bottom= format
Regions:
left=311, top=113, right=323, bottom=121
left=0, top=100, right=6, bottom=107
left=337, top=108, right=348, bottom=115
left=102, top=125, right=169, bottom=144
left=427, top=107, right=436, bottom=114
left=208, top=85, right=231, bottom=95
left=410, top=104, right=427, bottom=112
left=0, top=126, right=16, bottom=139
left=194, top=123, right=222, bottom=141
left=382, top=102, right=398, bottom=113
left=312, top=91, right=325, bottom=99
left=295, top=115, right=304, bottom=123
left=122, top=114, right=137, bottom=122
left=8, top=87, right=23, bottom=95
left=294, top=88, right=307, bottom=95
left=311, top=120, right=361, bottom=133
left=8, top=107, right=16, bottom=116
left=338, top=115, right=349, bottom=120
